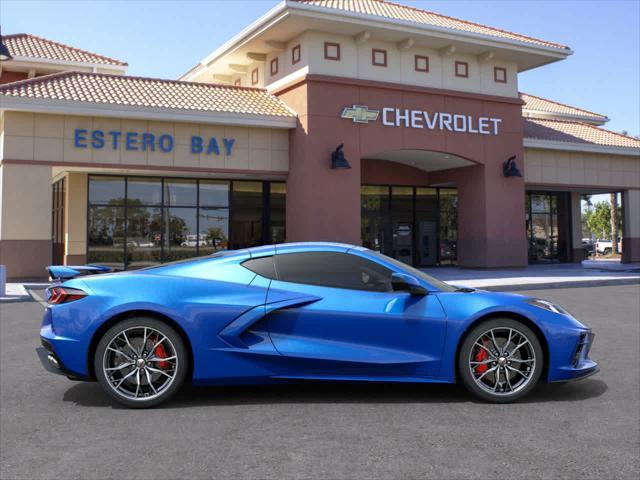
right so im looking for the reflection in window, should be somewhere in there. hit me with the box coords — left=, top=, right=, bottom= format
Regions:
left=200, top=180, right=229, bottom=207
left=275, top=252, right=392, bottom=292
left=87, top=206, right=125, bottom=269
left=89, top=176, right=125, bottom=205
left=270, top=182, right=286, bottom=244
left=164, top=180, right=197, bottom=207
left=126, top=207, right=162, bottom=269
left=87, top=176, right=284, bottom=269
left=127, top=177, right=162, bottom=205
left=199, top=208, right=229, bottom=255
left=231, top=181, right=263, bottom=249
left=438, top=189, right=458, bottom=265
left=163, top=208, right=198, bottom=262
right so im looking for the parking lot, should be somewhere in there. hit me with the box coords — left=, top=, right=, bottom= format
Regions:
left=1, top=284, right=639, bottom=479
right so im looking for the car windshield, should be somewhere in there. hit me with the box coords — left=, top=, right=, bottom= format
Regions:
left=366, top=250, right=458, bottom=292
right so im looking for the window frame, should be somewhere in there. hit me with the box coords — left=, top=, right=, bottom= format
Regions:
left=455, top=61, right=469, bottom=78
left=324, top=42, right=341, bottom=61
left=270, top=57, right=279, bottom=76
left=414, top=55, right=429, bottom=73
left=371, top=48, right=387, bottom=67
left=494, top=66, right=507, bottom=83
left=291, top=44, right=301, bottom=65
left=251, top=68, right=259, bottom=85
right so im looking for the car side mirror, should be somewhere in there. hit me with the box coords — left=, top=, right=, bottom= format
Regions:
left=391, top=272, right=428, bottom=295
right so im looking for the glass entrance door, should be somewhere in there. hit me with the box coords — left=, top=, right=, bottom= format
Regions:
left=526, top=192, right=571, bottom=263
left=361, top=185, right=457, bottom=267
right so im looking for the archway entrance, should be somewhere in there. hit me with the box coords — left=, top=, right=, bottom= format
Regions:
left=360, top=150, right=475, bottom=267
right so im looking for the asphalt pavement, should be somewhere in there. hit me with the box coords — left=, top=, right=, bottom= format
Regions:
left=1, top=285, right=638, bottom=479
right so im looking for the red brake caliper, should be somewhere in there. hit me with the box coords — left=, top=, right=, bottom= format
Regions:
left=474, top=340, right=490, bottom=374
left=153, top=342, right=170, bottom=369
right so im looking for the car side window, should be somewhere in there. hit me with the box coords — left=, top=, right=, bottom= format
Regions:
left=242, top=256, right=277, bottom=279
left=274, top=252, right=392, bottom=292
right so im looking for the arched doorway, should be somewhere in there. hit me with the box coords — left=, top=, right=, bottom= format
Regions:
left=360, top=150, right=476, bottom=267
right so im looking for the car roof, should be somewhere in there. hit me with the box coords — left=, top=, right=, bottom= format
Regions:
left=248, top=242, right=361, bottom=256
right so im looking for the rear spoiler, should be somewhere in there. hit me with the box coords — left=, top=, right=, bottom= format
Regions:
left=47, top=265, right=113, bottom=282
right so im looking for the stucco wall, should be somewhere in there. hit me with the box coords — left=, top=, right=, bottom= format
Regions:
left=199, top=30, right=518, bottom=98
left=524, top=148, right=640, bottom=189
left=1, top=111, right=289, bottom=173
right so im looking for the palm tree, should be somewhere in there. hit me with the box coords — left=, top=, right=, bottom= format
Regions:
left=610, top=192, right=619, bottom=255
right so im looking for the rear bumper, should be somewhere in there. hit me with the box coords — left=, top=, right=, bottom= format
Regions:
left=37, top=336, right=88, bottom=381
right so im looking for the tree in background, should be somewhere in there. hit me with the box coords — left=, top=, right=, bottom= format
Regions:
left=584, top=202, right=612, bottom=240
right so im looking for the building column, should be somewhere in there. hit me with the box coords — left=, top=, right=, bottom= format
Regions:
left=622, top=189, right=640, bottom=263
left=0, top=163, right=53, bottom=280
left=280, top=83, right=362, bottom=245
left=64, top=172, right=88, bottom=265
left=454, top=164, right=528, bottom=268
left=570, top=192, right=585, bottom=262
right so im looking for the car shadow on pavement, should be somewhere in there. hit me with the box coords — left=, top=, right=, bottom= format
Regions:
left=62, top=378, right=607, bottom=409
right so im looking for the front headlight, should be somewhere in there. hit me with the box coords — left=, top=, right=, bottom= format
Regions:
left=526, top=298, right=570, bottom=315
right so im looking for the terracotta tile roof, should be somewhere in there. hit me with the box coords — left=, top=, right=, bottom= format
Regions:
left=3, top=33, right=127, bottom=67
left=292, top=0, right=569, bottom=50
left=0, top=71, right=297, bottom=118
left=520, top=93, right=608, bottom=121
left=524, top=118, right=640, bottom=149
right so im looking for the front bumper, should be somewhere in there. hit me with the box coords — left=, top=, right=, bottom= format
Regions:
left=549, top=330, right=599, bottom=382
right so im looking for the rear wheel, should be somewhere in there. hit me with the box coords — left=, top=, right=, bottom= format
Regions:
left=95, top=317, right=187, bottom=408
left=458, top=318, right=543, bottom=403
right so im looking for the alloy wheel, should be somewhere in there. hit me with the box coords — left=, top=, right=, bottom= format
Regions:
left=102, top=326, right=179, bottom=401
left=468, top=327, right=536, bottom=396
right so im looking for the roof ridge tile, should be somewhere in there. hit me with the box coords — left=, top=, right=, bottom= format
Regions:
left=4, top=33, right=128, bottom=66
left=292, top=0, right=568, bottom=49
left=520, top=92, right=608, bottom=119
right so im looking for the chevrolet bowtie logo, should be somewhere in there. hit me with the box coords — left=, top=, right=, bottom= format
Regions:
left=341, top=105, right=380, bottom=124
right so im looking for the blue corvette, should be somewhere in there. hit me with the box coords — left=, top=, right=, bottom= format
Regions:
left=37, top=242, right=598, bottom=408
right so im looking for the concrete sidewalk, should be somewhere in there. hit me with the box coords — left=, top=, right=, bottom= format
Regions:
left=0, top=283, right=48, bottom=303
left=422, top=263, right=640, bottom=291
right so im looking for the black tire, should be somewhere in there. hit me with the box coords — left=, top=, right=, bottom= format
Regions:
left=603, top=248, right=612, bottom=256
left=458, top=318, right=544, bottom=403
left=94, top=317, right=187, bottom=408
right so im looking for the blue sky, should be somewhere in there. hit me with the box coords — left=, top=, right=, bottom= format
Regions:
left=2, top=0, right=639, bottom=136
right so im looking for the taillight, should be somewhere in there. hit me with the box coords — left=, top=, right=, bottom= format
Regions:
left=47, top=287, right=87, bottom=305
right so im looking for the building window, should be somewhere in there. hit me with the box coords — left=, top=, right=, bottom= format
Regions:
left=51, top=177, right=66, bottom=266
left=270, top=58, right=279, bottom=76
left=324, top=42, right=340, bottom=61
left=494, top=66, right=507, bottom=83
left=251, top=68, right=259, bottom=85
left=234, top=78, right=241, bottom=87
left=87, top=176, right=286, bottom=270
left=455, top=61, right=468, bottom=78
left=414, top=55, right=429, bottom=73
left=292, top=44, right=301, bottom=65
left=372, top=48, right=387, bottom=67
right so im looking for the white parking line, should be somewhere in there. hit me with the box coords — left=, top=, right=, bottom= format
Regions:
left=28, top=289, right=48, bottom=308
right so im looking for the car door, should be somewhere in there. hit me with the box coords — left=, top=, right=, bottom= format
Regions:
left=265, top=249, right=447, bottom=379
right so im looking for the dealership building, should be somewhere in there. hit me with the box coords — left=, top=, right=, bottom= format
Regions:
left=1, top=0, right=639, bottom=279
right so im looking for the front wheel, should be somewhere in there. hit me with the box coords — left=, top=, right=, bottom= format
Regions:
left=458, top=319, right=543, bottom=403
left=95, top=318, right=187, bottom=408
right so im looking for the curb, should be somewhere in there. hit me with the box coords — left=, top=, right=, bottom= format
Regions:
left=479, top=278, right=640, bottom=292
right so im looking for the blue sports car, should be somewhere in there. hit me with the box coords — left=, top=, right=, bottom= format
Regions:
left=37, top=242, right=598, bottom=408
